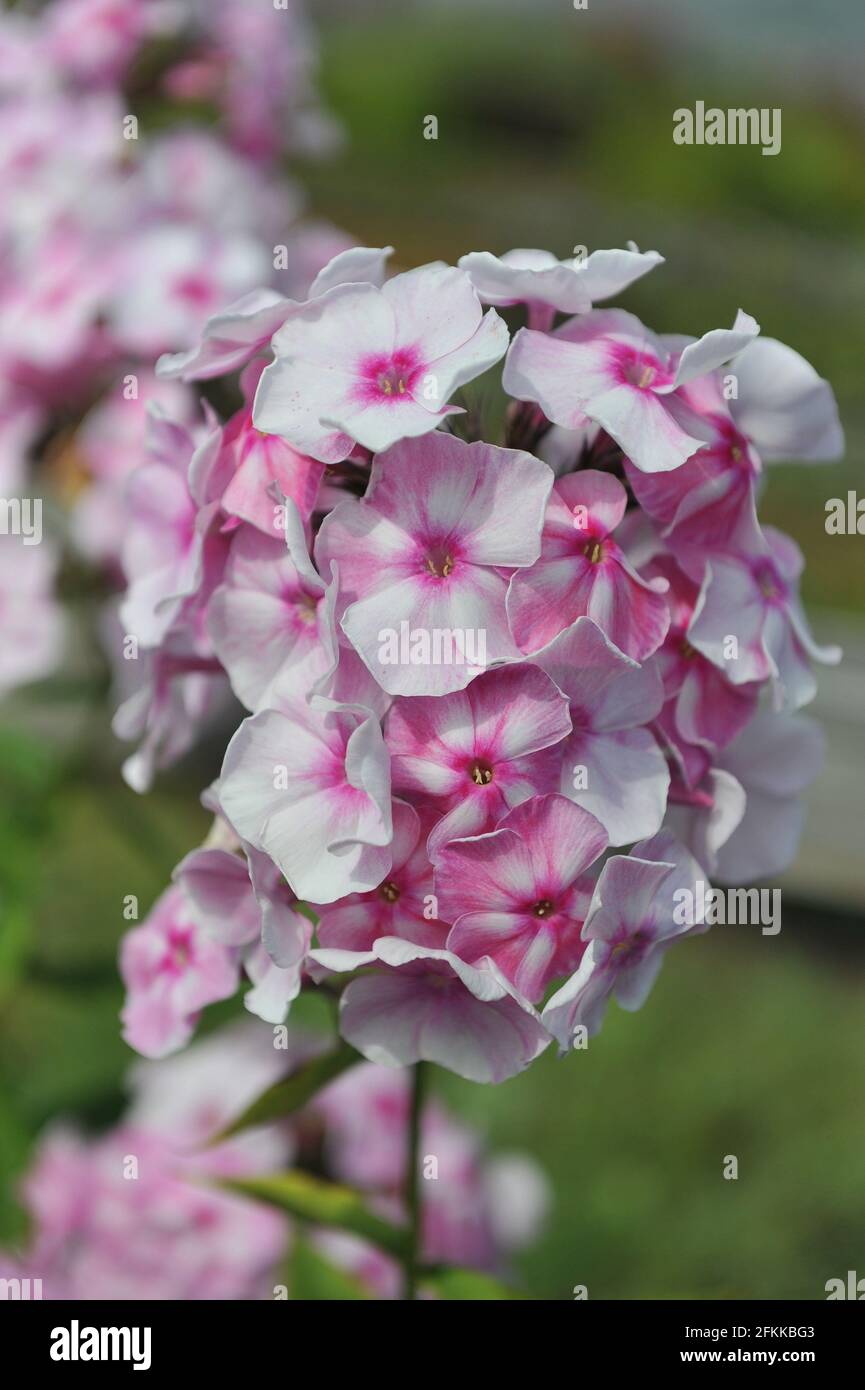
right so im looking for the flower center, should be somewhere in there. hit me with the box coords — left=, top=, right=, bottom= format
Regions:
left=377, top=368, right=408, bottom=396
left=583, top=540, right=604, bottom=564
left=379, top=879, right=401, bottom=903
left=532, top=899, right=554, bottom=918
left=680, top=638, right=699, bottom=660
left=621, top=352, right=659, bottom=389
left=295, top=593, right=318, bottom=626
left=425, top=548, right=455, bottom=578
left=610, top=930, right=648, bottom=964
left=755, top=562, right=783, bottom=601
left=358, top=346, right=422, bottom=404
left=468, top=759, right=494, bottom=786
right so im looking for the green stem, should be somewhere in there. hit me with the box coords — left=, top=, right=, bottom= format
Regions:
left=403, top=1060, right=427, bottom=1300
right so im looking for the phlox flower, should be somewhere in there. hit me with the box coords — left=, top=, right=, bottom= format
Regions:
left=253, top=262, right=509, bottom=461
left=119, top=883, right=241, bottom=1059
left=112, top=633, right=228, bottom=794
left=315, top=799, right=448, bottom=951
left=506, top=468, right=670, bottom=658
left=174, top=828, right=312, bottom=1026
left=219, top=693, right=393, bottom=904
left=626, top=335, right=843, bottom=554
left=503, top=306, right=759, bottom=474
left=218, top=362, right=324, bottom=534
left=310, top=937, right=550, bottom=1084
left=532, top=616, right=669, bottom=843
left=647, top=555, right=761, bottom=786
left=109, top=223, right=270, bottom=358
left=542, top=830, right=707, bottom=1050
left=207, top=500, right=334, bottom=711
left=156, top=246, right=393, bottom=382
left=385, top=663, right=572, bottom=853
left=0, top=535, right=64, bottom=697
left=666, top=710, right=824, bottom=884
left=624, top=370, right=764, bottom=554
left=435, top=794, right=609, bottom=1002
left=727, top=335, right=844, bottom=464
left=459, top=242, right=662, bottom=328
left=118, top=409, right=228, bottom=649
left=687, top=525, right=841, bottom=710
left=71, top=371, right=196, bottom=565
left=315, top=430, right=553, bottom=695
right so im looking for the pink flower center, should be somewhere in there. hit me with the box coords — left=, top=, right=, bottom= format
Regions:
left=424, top=546, right=456, bottom=578
left=468, top=758, right=494, bottom=786
left=582, top=539, right=605, bottom=564
left=613, top=344, right=669, bottom=391
left=173, top=272, right=216, bottom=308
left=532, top=898, right=555, bottom=918
left=357, top=346, right=423, bottom=403
left=379, top=879, right=401, bottom=903
left=754, top=560, right=785, bottom=602
left=610, top=929, right=649, bottom=965
left=161, top=926, right=194, bottom=976
left=294, top=592, right=318, bottom=626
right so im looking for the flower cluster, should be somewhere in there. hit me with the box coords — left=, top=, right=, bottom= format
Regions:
left=0, top=0, right=341, bottom=692
left=0, top=1022, right=546, bottom=1299
left=115, top=240, right=842, bottom=1082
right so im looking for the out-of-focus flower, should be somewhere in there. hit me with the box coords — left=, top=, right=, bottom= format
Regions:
left=0, top=534, right=64, bottom=698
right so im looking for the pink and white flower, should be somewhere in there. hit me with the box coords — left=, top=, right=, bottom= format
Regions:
left=253, top=263, right=509, bottom=461
left=648, top=554, right=761, bottom=785
left=504, top=307, right=759, bottom=474
left=436, top=794, right=609, bottom=1002
left=666, top=710, right=824, bottom=884
left=218, top=363, right=324, bottom=534
left=207, top=502, right=334, bottom=711
left=386, top=663, right=572, bottom=853
left=156, top=246, right=393, bottom=382
left=219, top=693, right=393, bottom=904
left=0, top=535, right=64, bottom=698
left=316, top=431, right=553, bottom=695
left=542, top=830, right=707, bottom=1049
left=119, top=883, right=241, bottom=1059
left=310, top=937, right=550, bottom=1084
left=316, top=800, right=448, bottom=951
left=532, top=616, right=669, bottom=843
left=459, top=242, right=662, bottom=328
left=687, top=526, right=841, bottom=710
left=506, top=468, right=669, bottom=658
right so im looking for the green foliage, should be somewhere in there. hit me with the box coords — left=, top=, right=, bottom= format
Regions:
left=289, top=1236, right=371, bottom=1301
left=422, top=1267, right=526, bottom=1301
left=221, top=1171, right=409, bottom=1260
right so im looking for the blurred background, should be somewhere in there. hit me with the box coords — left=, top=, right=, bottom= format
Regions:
left=1, top=0, right=863, bottom=1299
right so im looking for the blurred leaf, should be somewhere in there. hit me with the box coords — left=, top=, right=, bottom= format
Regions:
left=216, top=1041, right=362, bottom=1140
left=290, top=1235, right=371, bottom=1300
left=220, top=1171, right=409, bottom=1260
left=422, top=1267, right=527, bottom=1301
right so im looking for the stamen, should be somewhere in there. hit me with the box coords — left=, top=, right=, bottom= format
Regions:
left=469, top=760, right=494, bottom=786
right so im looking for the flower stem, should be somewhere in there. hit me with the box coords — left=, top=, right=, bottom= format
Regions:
left=403, top=1060, right=427, bottom=1300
